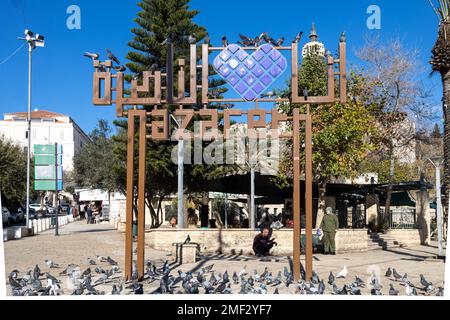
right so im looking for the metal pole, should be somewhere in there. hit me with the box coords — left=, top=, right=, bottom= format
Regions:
left=25, top=44, right=32, bottom=229
left=224, top=193, right=228, bottom=229
left=55, top=143, right=59, bottom=236
left=250, top=166, right=255, bottom=229
left=177, top=139, right=184, bottom=228
left=436, top=163, right=443, bottom=257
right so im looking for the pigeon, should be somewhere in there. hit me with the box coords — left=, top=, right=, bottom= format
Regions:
left=389, top=284, right=399, bottom=296
left=202, top=264, right=214, bottom=273
left=114, top=65, right=126, bottom=72
left=385, top=267, right=392, bottom=277
left=87, top=258, right=97, bottom=266
left=272, top=272, right=282, bottom=286
left=350, top=284, right=361, bottom=295
left=340, top=32, right=346, bottom=42
left=214, top=281, right=226, bottom=294
left=318, top=280, right=325, bottom=294
left=275, top=37, right=285, bottom=46
left=371, top=288, right=383, bottom=295
left=328, top=272, right=335, bottom=285
left=96, top=255, right=107, bottom=262
left=94, top=273, right=109, bottom=285
left=405, top=283, right=417, bottom=296
left=254, top=270, right=261, bottom=282
left=436, top=287, right=444, bottom=296
left=71, top=288, right=84, bottom=295
left=82, top=268, right=91, bottom=277
left=8, top=275, right=22, bottom=290
left=400, top=273, right=412, bottom=286
left=183, top=235, right=191, bottom=244
left=106, top=49, right=120, bottom=65
left=311, top=271, right=319, bottom=284
left=95, top=266, right=106, bottom=274
left=222, top=36, right=228, bottom=47
left=238, top=34, right=255, bottom=46
left=188, top=35, right=196, bottom=44
left=209, top=272, right=218, bottom=286
left=222, top=271, right=230, bottom=284
left=106, top=256, right=118, bottom=266
left=133, top=283, right=144, bottom=294
left=392, top=268, right=402, bottom=281
left=273, top=288, right=279, bottom=294
left=84, top=52, right=99, bottom=61
left=232, top=272, right=239, bottom=284
left=336, top=266, right=347, bottom=279
left=45, top=259, right=59, bottom=268
left=420, top=274, right=432, bottom=291
left=238, top=265, right=247, bottom=277
left=204, top=33, right=210, bottom=45
left=32, top=279, right=42, bottom=291
left=255, top=32, right=267, bottom=46
left=293, top=31, right=303, bottom=43
left=355, top=275, right=365, bottom=287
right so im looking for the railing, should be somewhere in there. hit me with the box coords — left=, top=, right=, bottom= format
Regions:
left=379, top=208, right=417, bottom=229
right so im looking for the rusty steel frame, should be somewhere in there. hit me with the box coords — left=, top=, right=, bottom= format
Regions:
left=91, top=36, right=346, bottom=282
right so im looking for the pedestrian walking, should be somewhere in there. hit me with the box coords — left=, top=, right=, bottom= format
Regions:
left=320, top=207, right=339, bottom=255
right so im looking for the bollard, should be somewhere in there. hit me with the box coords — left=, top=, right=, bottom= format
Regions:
left=46, top=218, right=50, bottom=230
left=33, top=220, right=38, bottom=234
left=37, top=219, right=42, bottom=232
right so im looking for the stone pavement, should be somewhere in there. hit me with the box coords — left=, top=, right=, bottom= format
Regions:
left=2, top=220, right=446, bottom=295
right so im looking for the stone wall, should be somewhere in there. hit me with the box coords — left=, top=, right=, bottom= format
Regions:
left=385, top=229, right=421, bottom=246
left=144, top=228, right=368, bottom=255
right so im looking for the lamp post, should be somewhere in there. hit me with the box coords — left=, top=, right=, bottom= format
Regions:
left=18, top=30, right=45, bottom=229
left=171, top=115, right=184, bottom=228
left=428, top=158, right=443, bottom=257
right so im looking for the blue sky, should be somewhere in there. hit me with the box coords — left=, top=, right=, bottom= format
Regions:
left=0, top=0, right=443, bottom=135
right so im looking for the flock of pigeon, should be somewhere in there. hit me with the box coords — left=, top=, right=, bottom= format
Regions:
left=7, top=256, right=445, bottom=296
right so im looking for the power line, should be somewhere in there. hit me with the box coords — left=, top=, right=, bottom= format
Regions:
left=0, top=43, right=25, bottom=66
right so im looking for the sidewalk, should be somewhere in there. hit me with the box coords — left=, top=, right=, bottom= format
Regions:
left=2, top=221, right=446, bottom=295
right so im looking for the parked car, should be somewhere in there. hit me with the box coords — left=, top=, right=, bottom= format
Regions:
left=2, top=207, right=11, bottom=226
left=60, top=203, right=71, bottom=214
left=8, top=207, right=25, bottom=224
left=29, top=204, right=47, bottom=218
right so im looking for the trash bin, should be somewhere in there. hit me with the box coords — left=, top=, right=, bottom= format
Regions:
left=51, top=217, right=56, bottom=227
left=300, top=234, right=320, bottom=254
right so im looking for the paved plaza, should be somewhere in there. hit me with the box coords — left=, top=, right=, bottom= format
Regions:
left=3, top=221, right=446, bottom=295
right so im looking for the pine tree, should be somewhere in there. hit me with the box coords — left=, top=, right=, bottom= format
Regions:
left=115, top=0, right=228, bottom=228
left=431, top=123, right=442, bottom=139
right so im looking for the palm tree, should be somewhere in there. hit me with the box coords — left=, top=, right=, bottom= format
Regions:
left=430, top=0, right=450, bottom=216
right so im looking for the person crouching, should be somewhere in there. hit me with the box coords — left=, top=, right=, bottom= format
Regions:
left=253, top=228, right=277, bottom=257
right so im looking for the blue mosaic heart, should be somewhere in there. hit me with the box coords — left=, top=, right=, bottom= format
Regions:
left=213, top=44, right=287, bottom=101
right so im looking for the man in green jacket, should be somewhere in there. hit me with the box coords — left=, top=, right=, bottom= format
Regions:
left=320, top=207, right=339, bottom=255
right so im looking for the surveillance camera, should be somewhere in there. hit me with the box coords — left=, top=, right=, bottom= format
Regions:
left=36, top=34, right=45, bottom=41
left=24, top=29, right=34, bottom=37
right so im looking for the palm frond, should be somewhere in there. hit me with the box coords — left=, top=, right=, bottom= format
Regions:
left=429, top=0, right=450, bottom=21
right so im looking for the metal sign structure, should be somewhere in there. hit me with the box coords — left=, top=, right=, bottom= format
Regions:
left=34, top=144, right=63, bottom=191
left=90, top=34, right=346, bottom=282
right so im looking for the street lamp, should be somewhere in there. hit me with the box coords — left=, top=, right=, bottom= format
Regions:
left=171, top=114, right=185, bottom=228
left=427, top=158, right=444, bottom=257
left=18, top=29, right=45, bottom=229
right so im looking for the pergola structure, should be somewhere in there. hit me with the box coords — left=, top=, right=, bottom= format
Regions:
left=90, top=34, right=346, bottom=282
